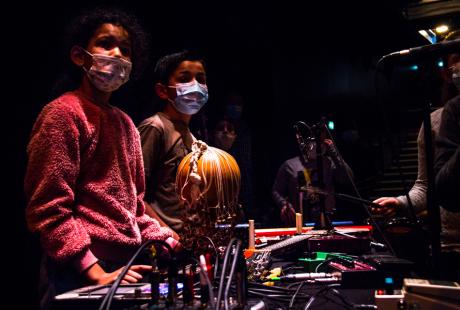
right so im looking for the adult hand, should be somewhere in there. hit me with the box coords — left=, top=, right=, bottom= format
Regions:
left=371, top=197, right=401, bottom=218
left=280, top=201, right=296, bottom=226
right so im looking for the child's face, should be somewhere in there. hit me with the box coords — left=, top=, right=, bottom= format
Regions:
left=215, top=120, right=235, bottom=134
left=166, top=60, right=206, bottom=101
left=86, top=23, right=132, bottom=62
left=168, top=60, right=206, bottom=85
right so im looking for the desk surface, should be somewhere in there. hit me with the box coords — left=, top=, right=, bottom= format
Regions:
left=54, top=283, right=377, bottom=310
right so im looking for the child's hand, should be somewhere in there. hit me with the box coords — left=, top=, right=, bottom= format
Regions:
left=84, top=263, right=152, bottom=285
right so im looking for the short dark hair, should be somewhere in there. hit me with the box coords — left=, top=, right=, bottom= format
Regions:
left=154, top=50, right=205, bottom=85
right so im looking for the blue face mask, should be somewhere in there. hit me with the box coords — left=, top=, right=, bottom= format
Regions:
left=169, top=80, right=209, bottom=115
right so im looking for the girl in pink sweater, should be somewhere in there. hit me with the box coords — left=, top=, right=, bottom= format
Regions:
left=25, top=7, right=177, bottom=308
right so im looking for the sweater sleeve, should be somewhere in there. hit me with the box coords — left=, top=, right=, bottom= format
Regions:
left=24, top=103, right=96, bottom=270
left=397, top=125, right=428, bottom=214
left=137, top=205, right=174, bottom=241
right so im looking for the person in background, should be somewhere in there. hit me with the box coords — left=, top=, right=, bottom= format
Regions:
left=434, top=37, right=460, bottom=281
left=272, top=129, right=352, bottom=226
left=371, top=30, right=460, bottom=280
left=212, top=118, right=237, bottom=152
left=372, top=30, right=460, bottom=220
left=217, top=91, right=255, bottom=218
left=138, top=50, right=209, bottom=233
left=24, top=7, right=178, bottom=309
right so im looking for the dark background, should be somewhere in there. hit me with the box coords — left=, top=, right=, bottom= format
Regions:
left=6, top=0, right=459, bottom=308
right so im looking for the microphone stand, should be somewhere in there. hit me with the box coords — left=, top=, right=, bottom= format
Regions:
left=419, top=62, right=441, bottom=276
left=312, top=122, right=333, bottom=230
left=297, top=171, right=306, bottom=220
left=294, top=122, right=309, bottom=220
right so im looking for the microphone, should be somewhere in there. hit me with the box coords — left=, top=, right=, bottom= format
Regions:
left=380, top=38, right=460, bottom=62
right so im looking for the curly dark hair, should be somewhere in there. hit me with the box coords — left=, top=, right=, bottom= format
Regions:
left=154, top=50, right=206, bottom=85
left=53, top=5, right=149, bottom=96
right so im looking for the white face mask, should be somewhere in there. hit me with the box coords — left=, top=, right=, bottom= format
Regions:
left=82, top=49, right=132, bottom=92
left=168, top=80, right=209, bottom=115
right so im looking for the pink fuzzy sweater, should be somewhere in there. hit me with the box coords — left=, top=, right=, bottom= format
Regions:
left=25, top=91, right=172, bottom=272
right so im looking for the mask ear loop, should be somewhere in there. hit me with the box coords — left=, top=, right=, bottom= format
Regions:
left=72, top=46, right=93, bottom=74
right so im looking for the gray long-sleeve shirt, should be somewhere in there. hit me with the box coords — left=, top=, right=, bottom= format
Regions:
left=396, top=108, right=443, bottom=214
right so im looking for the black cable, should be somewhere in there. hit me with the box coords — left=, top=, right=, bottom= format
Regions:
left=303, top=284, right=340, bottom=310
left=249, top=289, right=310, bottom=305
left=194, top=235, right=220, bottom=280
left=189, top=257, right=216, bottom=309
left=223, top=240, right=240, bottom=310
left=329, top=288, right=354, bottom=309
left=215, top=238, right=239, bottom=310
left=249, top=281, right=302, bottom=293
left=286, top=281, right=331, bottom=290
left=248, top=290, right=300, bottom=304
left=289, top=280, right=306, bottom=308
left=249, top=291, right=308, bottom=301
left=318, top=292, right=354, bottom=310
left=282, top=266, right=304, bottom=274
left=314, top=258, right=335, bottom=273
left=224, top=240, right=242, bottom=310
left=98, top=239, right=173, bottom=310
left=287, top=281, right=306, bottom=289
left=249, top=287, right=309, bottom=296
left=306, top=285, right=367, bottom=310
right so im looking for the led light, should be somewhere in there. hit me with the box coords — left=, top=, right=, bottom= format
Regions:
left=435, top=25, right=449, bottom=34
left=327, top=121, right=334, bottom=130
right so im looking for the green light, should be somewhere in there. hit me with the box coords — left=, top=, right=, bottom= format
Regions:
left=327, top=121, right=334, bottom=130
left=438, top=60, right=444, bottom=67
left=410, top=65, right=419, bottom=71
